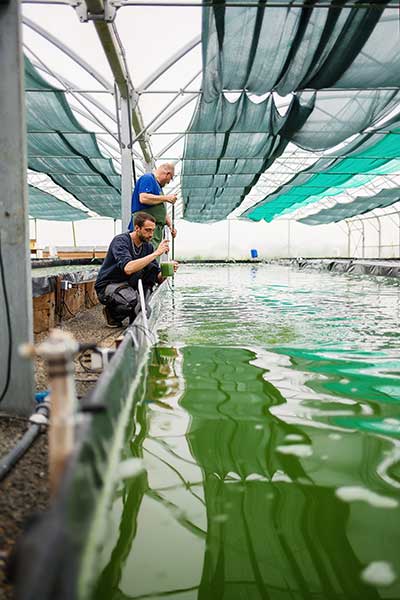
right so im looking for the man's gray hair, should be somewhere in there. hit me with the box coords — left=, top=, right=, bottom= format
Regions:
left=157, top=162, right=175, bottom=172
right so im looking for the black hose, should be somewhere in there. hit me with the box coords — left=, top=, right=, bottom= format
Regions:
left=0, top=404, right=50, bottom=482
left=0, top=425, right=41, bottom=482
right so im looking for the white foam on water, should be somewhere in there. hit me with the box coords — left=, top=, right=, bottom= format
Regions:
left=245, top=473, right=269, bottom=482
left=225, top=471, right=241, bottom=480
left=271, top=470, right=292, bottom=483
left=116, top=458, right=145, bottom=480
left=212, top=514, right=228, bottom=523
left=328, top=433, right=342, bottom=440
left=361, top=561, right=397, bottom=587
left=276, top=444, right=313, bottom=457
left=284, top=434, right=304, bottom=442
left=335, top=486, right=398, bottom=508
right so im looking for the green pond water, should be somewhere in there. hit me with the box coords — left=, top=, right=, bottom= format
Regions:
left=92, top=264, right=400, bottom=600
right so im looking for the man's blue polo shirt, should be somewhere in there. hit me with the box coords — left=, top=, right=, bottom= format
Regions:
left=129, top=173, right=163, bottom=231
left=131, top=173, right=161, bottom=213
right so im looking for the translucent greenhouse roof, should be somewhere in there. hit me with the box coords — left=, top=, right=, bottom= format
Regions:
left=21, top=0, right=400, bottom=225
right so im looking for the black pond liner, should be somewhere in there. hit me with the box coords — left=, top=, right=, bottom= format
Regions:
left=32, top=258, right=103, bottom=269
left=289, top=258, right=400, bottom=279
left=12, top=284, right=166, bottom=600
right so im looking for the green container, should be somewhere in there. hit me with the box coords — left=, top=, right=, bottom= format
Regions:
left=161, top=261, right=174, bottom=277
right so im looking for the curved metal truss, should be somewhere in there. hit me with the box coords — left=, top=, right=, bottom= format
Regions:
left=16, top=0, right=400, bottom=243
left=22, top=1, right=201, bottom=226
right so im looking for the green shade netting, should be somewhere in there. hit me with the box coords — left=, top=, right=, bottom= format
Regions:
left=244, top=118, right=400, bottom=222
left=182, top=88, right=400, bottom=222
left=182, top=1, right=400, bottom=223
left=28, top=185, right=89, bottom=221
left=25, top=57, right=121, bottom=219
left=182, top=93, right=309, bottom=222
left=202, top=0, right=398, bottom=100
left=298, top=188, right=400, bottom=225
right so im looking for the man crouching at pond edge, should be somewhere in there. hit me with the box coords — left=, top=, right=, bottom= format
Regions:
left=95, top=211, right=178, bottom=327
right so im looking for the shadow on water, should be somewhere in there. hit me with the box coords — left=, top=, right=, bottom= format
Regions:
left=90, top=345, right=400, bottom=600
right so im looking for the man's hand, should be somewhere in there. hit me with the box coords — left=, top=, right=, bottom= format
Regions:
left=172, top=260, right=179, bottom=272
left=155, top=239, right=169, bottom=257
left=166, top=194, right=177, bottom=205
left=170, top=226, right=177, bottom=238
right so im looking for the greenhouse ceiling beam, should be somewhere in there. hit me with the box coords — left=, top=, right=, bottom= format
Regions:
left=22, top=16, right=113, bottom=91
left=131, top=71, right=200, bottom=144
left=155, top=134, right=184, bottom=160
left=82, top=0, right=155, bottom=168
left=25, top=88, right=114, bottom=93
left=147, top=94, right=198, bottom=136
left=138, top=87, right=400, bottom=93
left=82, top=0, right=130, bottom=96
left=138, top=34, right=200, bottom=91
left=28, top=52, right=147, bottom=166
left=27, top=53, right=118, bottom=125
left=82, top=1, right=400, bottom=8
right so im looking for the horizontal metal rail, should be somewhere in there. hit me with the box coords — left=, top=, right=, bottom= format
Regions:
left=23, top=0, right=400, bottom=7
left=99, top=1, right=400, bottom=8
left=138, top=87, right=400, bottom=93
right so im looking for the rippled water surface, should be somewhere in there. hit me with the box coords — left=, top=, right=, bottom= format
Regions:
left=91, top=264, right=400, bottom=600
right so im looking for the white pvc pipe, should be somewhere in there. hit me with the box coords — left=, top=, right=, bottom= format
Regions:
left=137, top=278, right=149, bottom=342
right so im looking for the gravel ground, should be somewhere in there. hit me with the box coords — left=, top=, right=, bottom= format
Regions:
left=0, top=304, right=124, bottom=600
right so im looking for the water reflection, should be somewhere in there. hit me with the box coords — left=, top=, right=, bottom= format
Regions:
left=91, top=346, right=400, bottom=600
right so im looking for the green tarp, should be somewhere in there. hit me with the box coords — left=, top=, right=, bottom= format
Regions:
left=28, top=185, right=89, bottom=221
left=25, top=57, right=121, bottom=219
left=182, top=88, right=400, bottom=221
left=202, top=0, right=397, bottom=100
left=182, top=1, right=400, bottom=223
left=244, top=118, right=400, bottom=222
left=182, top=93, right=312, bottom=221
left=298, top=188, right=400, bottom=225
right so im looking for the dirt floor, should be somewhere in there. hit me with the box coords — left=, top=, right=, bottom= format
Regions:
left=0, top=304, right=124, bottom=600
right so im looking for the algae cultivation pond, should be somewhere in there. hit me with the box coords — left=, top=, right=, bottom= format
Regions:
left=91, top=264, right=400, bottom=599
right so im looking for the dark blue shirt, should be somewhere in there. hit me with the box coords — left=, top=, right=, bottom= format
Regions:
left=95, top=232, right=160, bottom=293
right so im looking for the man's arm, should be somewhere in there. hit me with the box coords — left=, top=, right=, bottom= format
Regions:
left=165, top=215, right=177, bottom=238
left=123, top=239, right=169, bottom=276
left=139, top=192, right=177, bottom=206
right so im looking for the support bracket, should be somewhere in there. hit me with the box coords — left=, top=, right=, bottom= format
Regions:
left=74, top=0, right=118, bottom=23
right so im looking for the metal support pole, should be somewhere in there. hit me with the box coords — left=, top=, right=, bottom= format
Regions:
left=376, top=216, right=382, bottom=258
left=398, top=213, right=400, bottom=257
left=171, top=204, right=175, bottom=261
left=346, top=221, right=351, bottom=258
left=120, top=94, right=133, bottom=231
left=227, top=219, right=231, bottom=261
left=361, top=220, right=365, bottom=258
left=113, top=218, right=117, bottom=237
left=71, top=221, right=77, bottom=247
left=34, top=218, right=38, bottom=243
left=0, top=0, right=34, bottom=415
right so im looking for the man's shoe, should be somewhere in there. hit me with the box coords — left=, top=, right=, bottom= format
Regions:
left=102, top=306, right=122, bottom=328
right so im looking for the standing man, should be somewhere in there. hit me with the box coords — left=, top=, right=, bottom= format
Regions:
left=96, top=212, right=177, bottom=327
left=129, top=163, right=177, bottom=249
